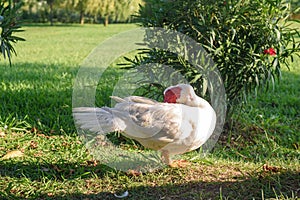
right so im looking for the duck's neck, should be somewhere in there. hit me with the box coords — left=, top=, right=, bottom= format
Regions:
left=192, top=96, right=211, bottom=108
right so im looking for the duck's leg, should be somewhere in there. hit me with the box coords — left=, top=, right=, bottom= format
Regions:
left=161, top=150, right=191, bottom=168
left=161, top=150, right=172, bottom=165
left=170, top=159, right=191, bottom=168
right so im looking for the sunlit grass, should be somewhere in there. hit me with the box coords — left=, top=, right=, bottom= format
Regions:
left=0, top=23, right=299, bottom=199
left=0, top=24, right=137, bottom=133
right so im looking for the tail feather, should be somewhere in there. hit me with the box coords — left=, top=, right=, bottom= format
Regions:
left=73, top=107, right=124, bottom=134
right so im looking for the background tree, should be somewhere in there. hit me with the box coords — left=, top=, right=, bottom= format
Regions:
left=46, top=0, right=54, bottom=25
left=64, top=0, right=89, bottom=24
left=86, top=0, right=143, bottom=26
left=22, top=0, right=36, bottom=16
left=45, top=0, right=63, bottom=25
left=85, top=0, right=114, bottom=26
left=113, top=0, right=143, bottom=23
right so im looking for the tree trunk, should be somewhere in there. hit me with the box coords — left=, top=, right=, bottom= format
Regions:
left=80, top=10, right=84, bottom=25
left=103, top=15, right=109, bottom=26
left=49, top=2, right=53, bottom=26
left=29, top=4, right=33, bottom=16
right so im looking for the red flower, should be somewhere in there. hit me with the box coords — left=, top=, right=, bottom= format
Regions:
left=263, top=48, right=276, bottom=56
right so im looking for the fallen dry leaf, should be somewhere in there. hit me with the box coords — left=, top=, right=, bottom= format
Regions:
left=33, top=151, right=43, bottom=157
left=76, top=140, right=82, bottom=144
left=2, top=150, right=24, bottom=160
left=0, top=131, right=5, bottom=137
left=263, top=164, right=281, bottom=173
left=62, top=142, right=69, bottom=147
left=47, top=193, right=54, bottom=197
left=29, top=140, right=38, bottom=149
left=86, top=159, right=98, bottom=167
left=126, top=169, right=142, bottom=176
left=31, top=127, right=39, bottom=133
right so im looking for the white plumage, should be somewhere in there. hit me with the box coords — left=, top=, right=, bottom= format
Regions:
left=73, top=84, right=216, bottom=166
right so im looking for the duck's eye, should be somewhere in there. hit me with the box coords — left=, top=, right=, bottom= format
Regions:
left=188, top=94, right=194, bottom=101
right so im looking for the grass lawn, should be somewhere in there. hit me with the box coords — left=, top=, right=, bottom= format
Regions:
left=0, top=23, right=299, bottom=200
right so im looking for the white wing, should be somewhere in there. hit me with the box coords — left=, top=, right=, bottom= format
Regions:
left=73, top=95, right=215, bottom=154
left=73, top=96, right=183, bottom=148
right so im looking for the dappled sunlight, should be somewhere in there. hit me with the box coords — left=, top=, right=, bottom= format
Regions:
left=0, top=23, right=299, bottom=199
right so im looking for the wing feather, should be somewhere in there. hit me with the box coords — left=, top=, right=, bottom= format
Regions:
left=111, top=101, right=182, bottom=148
left=73, top=96, right=183, bottom=151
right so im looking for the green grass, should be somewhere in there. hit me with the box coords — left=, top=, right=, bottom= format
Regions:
left=0, top=23, right=299, bottom=200
left=0, top=23, right=136, bottom=133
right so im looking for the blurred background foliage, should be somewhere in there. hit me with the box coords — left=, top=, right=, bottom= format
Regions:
left=17, top=0, right=144, bottom=25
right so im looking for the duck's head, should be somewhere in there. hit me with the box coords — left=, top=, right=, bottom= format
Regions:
left=163, top=84, right=199, bottom=106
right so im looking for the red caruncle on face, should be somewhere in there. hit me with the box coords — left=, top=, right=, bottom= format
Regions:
left=163, top=87, right=182, bottom=103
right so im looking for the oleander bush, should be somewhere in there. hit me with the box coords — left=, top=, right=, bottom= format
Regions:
left=125, top=0, right=300, bottom=115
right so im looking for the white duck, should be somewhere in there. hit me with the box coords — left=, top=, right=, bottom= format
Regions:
left=73, top=84, right=216, bottom=167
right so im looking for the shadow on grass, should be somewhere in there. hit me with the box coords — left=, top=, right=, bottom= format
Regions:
left=0, top=62, right=77, bottom=133
left=2, top=159, right=100, bottom=175
left=0, top=159, right=299, bottom=200
left=0, top=62, right=123, bottom=134
left=53, top=171, right=299, bottom=200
